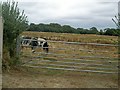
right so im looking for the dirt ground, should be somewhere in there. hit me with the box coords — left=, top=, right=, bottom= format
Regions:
left=2, top=68, right=118, bottom=88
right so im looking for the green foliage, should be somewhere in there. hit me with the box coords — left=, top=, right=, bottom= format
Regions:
left=28, top=23, right=101, bottom=34
left=99, top=29, right=104, bottom=35
left=76, top=28, right=89, bottom=34
left=1, top=1, right=28, bottom=69
left=9, top=56, right=21, bottom=67
left=89, top=27, right=99, bottom=34
left=28, top=23, right=119, bottom=36
left=104, top=28, right=120, bottom=36
left=2, top=1, right=28, bottom=46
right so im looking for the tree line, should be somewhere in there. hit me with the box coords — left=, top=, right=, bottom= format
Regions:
left=28, top=23, right=120, bottom=36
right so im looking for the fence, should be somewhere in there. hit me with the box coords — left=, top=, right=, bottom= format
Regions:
left=19, top=38, right=119, bottom=74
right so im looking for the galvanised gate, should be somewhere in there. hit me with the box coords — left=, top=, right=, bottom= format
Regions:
left=17, top=38, right=119, bottom=74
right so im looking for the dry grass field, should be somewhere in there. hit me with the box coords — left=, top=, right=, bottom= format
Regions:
left=3, top=31, right=119, bottom=88
left=22, top=31, right=118, bottom=44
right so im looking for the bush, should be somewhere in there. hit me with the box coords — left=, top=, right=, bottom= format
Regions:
left=1, top=1, right=28, bottom=70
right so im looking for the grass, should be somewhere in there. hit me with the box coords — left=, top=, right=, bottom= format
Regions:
left=22, top=31, right=118, bottom=44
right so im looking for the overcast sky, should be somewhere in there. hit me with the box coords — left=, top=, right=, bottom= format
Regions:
left=2, top=0, right=119, bottom=29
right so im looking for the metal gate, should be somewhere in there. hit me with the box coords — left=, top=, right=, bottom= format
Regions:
left=18, top=38, right=119, bottom=74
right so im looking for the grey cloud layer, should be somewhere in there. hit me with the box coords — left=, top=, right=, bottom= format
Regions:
left=1, top=0, right=119, bottom=29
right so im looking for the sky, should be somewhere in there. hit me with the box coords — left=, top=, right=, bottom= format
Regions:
left=1, top=0, right=119, bottom=29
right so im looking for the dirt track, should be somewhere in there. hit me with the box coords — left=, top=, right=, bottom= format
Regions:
left=2, top=69, right=118, bottom=88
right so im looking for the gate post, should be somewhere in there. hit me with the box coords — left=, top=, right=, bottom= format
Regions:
left=118, top=1, right=120, bottom=88
left=0, top=16, right=3, bottom=89
left=16, top=36, right=21, bottom=57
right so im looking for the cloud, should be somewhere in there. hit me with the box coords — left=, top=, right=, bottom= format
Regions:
left=1, top=0, right=119, bottom=29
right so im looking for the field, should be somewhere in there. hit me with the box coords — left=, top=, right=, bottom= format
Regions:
left=22, top=31, right=118, bottom=44
left=3, top=31, right=119, bottom=88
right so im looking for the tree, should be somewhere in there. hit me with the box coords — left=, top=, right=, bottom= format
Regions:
left=89, top=27, right=99, bottom=34
left=62, top=25, right=76, bottom=33
left=104, top=28, right=119, bottom=36
left=99, top=29, right=104, bottom=35
left=1, top=1, right=28, bottom=57
left=112, top=14, right=120, bottom=29
left=77, top=28, right=89, bottom=34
